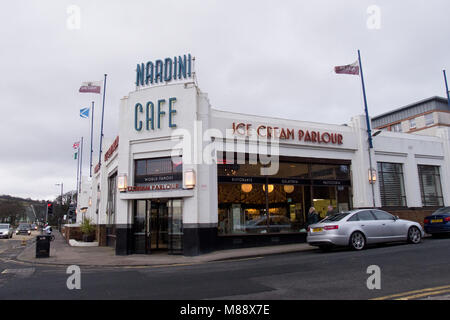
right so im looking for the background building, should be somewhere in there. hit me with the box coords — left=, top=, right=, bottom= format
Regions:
left=372, top=96, right=450, bottom=136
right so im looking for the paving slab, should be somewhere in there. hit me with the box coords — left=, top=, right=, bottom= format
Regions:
left=16, top=231, right=314, bottom=267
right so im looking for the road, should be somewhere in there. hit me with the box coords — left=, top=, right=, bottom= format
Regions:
left=0, top=236, right=449, bottom=300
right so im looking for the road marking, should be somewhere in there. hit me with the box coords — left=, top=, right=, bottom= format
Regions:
left=397, top=288, right=450, bottom=300
left=372, top=284, right=450, bottom=300
left=1, top=268, right=35, bottom=277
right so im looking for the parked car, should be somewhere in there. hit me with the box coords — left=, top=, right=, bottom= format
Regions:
left=307, top=209, right=424, bottom=251
left=0, top=224, right=14, bottom=239
left=424, top=207, right=450, bottom=236
left=15, top=223, right=32, bottom=236
left=31, top=223, right=38, bottom=231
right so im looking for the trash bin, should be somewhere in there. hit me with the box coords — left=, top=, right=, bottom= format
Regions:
left=36, top=235, right=51, bottom=258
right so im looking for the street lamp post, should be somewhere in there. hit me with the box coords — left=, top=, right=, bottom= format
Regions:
left=55, top=183, right=63, bottom=205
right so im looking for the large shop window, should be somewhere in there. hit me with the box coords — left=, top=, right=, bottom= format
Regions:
left=377, top=162, right=407, bottom=207
left=218, top=160, right=352, bottom=235
left=418, top=165, right=444, bottom=207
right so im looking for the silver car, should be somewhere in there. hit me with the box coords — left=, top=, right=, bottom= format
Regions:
left=0, top=223, right=14, bottom=239
left=307, top=209, right=424, bottom=251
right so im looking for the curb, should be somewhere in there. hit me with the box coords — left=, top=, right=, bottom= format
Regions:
left=13, top=245, right=315, bottom=268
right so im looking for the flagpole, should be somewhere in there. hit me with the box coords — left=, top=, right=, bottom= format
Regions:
left=90, top=101, right=95, bottom=177
left=444, top=70, right=450, bottom=107
left=99, top=74, right=107, bottom=167
left=79, top=136, right=84, bottom=192
left=358, top=49, right=376, bottom=208
left=76, top=144, right=80, bottom=195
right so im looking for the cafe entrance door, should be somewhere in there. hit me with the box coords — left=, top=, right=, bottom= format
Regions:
left=133, top=199, right=183, bottom=254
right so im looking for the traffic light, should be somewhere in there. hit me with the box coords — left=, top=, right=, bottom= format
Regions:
left=47, top=202, right=53, bottom=216
left=67, top=207, right=75, bottom=220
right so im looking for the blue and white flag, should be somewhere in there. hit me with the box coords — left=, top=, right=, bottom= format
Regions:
left=80, top=107, right=90, bottom=118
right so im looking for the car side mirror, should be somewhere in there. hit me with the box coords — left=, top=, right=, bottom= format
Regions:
left=393, top=215, right=399, bottom=221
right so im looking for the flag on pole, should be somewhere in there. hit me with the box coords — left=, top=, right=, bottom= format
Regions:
left=80, top=107, right=90, bottom=118
left=334, top=60, right=360, bottom=75
left=73, top=141, right=80, bottom=149
left=79, top=81, right=102, bottom=94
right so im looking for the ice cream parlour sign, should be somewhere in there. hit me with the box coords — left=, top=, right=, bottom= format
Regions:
left=231, top=122, right=343, bottom=145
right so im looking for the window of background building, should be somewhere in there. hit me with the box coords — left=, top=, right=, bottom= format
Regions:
left=391, top=123, right=402, bottom=132
left=424, top=113, right=434, bottom=126
left=377, top=162, right=407, bottom=207
left=418, top=165, right=443, bottom=206
left=409, top=118, right=416, bottom=129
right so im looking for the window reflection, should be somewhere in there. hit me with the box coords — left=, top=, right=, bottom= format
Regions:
left=217, top=159, right=352, bottom=236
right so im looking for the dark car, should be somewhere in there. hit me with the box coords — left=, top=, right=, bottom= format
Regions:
left=424, top=207, right=450, bottom=236
left=15, top=223, right=32, bottom=235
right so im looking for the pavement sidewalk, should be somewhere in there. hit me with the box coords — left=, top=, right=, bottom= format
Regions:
left=16, top=231, right=314, bottom=267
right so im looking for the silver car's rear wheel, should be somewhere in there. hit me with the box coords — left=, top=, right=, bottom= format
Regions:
left=350, top=232, right=365, bottom=250
left=408, top=226, right=422, bottom=244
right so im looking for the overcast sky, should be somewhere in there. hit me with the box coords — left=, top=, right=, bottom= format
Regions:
left=1, top=0, right=449, bottom=200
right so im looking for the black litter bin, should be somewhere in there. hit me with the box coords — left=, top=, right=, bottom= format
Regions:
left=36, top=235, right=51, bottom=258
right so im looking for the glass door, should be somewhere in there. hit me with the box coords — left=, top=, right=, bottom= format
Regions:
left=133, top=199, right=182, bottom=254
left=158, top=201, right=169, bottom=250
left=149, top=200, right=169, bottom=251
left=133, top=200, right=147, bottom=254
left=168, top=199, right=183, bottom=254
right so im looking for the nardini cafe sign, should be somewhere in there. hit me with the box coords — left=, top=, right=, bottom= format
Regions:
left=134, top=53, right=193, bottom=132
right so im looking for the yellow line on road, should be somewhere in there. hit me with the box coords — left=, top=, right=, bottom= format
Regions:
left=372, top=284, right=450, bottom=300
left=396, top=288, right=450, bottom=300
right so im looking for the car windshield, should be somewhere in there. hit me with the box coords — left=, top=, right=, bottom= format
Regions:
left=19, top=224, right=29, bottom=229
left=432, top=207, right=450, bottom=215
left=0, top=224, right=9, bottom=229
left=321, top=212, right=351, bottom=222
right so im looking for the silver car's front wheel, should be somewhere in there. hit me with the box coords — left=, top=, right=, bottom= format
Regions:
left=350, top=232, right=366, bottom=250
left=408, top=226, right=422, bottom=244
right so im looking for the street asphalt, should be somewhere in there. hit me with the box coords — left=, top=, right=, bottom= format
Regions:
left=0, top=235, right=450, bottom=300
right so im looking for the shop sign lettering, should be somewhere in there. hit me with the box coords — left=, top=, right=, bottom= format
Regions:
left=232, top=122, right=343, bottom=145
left=136, top=54, right=192, bottom=87
left=126, top=184, right=180, bottom=192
